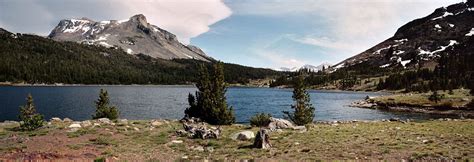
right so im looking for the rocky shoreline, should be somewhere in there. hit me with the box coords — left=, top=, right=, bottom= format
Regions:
left=350, top=100, right=474, bottom=118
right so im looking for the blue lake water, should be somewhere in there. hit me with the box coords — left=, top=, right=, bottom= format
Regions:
left=0, top=86, right=449, bottom=123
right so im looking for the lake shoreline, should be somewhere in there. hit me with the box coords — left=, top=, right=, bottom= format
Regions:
left=350, top=89, right=474, bottom=118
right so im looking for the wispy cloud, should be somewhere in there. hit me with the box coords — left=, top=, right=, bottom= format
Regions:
left=0, top=0, right=231, bottom=44
left=226, top=0, right=460, bottom=59
left=292, top=36, right=362, bottom=54
left=254, top=48, right=306, bottom=68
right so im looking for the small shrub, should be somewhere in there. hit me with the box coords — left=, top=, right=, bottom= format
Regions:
left=90, top=136, right=116, bottom=146
left=92, top=89, right=119, bottom=120
left=250, top=113, right=272, bottom=127
left=435, top=102, right=454, bottom=110
left=18, top=94, right=44, bottom=131
left=428, top=91, right=443, bottom=103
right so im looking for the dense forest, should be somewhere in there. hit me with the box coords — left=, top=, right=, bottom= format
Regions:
left=0, top=29, right=280, bottom=85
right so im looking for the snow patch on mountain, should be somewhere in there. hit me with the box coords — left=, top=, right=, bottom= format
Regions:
left=418, top=40, right=458, bottom=57
left=276, top=63, right=332, bottom=72
left=466, top=28, right=474, bottom=36
left=431, top=11, right=453, bottom=20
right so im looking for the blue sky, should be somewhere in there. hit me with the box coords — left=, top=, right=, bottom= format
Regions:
left=0, top=0, right=461, bottom=69
left=191, top=0, right=460, bottom=69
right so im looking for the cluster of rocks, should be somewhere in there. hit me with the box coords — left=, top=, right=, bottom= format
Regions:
left=176, top=117, right=221, bottom=139
left=48, top=117, right=163, bottom=132
left=349, top=100, right=377, bottom=108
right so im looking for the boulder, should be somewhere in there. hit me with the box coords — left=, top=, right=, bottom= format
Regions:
left=180, top=117, right=202, bottom=123
left=118, top=119, right=128, bottom=125
left=293, top=125, right=307, bottom=132
left=192, top=146, right=204, bottom=152
left=68, top=123, right=82, bottom=128
left=171, top=140, right=183, bottom=144
left=151, top=120, right=163, bottom=127
left=268, top=117, right=295, bottom=130
left=50, top=117, right=62, bottom=122
left=81, top=120, right=92, bottom=127
left=63, top=118, right=73, bottom=122
left=97, top=118, right=111, bottom=124
left=253, top=129, right=271, bottom=149
left=231, top=131, right=255, bottom=141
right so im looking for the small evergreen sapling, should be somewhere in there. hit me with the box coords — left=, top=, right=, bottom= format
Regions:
left=92, top=89, right=119, bottom=120
left=18, top=94, right=44, bottom=131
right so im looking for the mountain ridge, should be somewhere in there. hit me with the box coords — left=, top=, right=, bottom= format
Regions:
left=331, top=1, right=474, bottom=71
left=48, top=14, right=212, bottom=61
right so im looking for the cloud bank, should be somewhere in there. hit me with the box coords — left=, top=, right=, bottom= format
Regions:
left=226, top=0, right=460, bottom=66
left=0, top=0, right=231, bottom=44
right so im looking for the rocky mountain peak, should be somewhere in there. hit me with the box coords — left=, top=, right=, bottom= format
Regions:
left=48, top=14, right=212, bottom=61
left=129, top=14, right=148, bottom=27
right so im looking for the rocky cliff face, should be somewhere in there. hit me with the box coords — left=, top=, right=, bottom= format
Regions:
left=332, top=1, right=474, bottom=70
left=48, top=14, right=212, bottom=61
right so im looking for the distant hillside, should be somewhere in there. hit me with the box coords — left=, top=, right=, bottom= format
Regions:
left=332, top=1, right=474, bottom=71
left=0, top=28, right=280, bottom=85
left=273, top=1, right=474, bottom=92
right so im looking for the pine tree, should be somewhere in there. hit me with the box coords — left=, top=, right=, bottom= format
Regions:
left=92, top=89, right=119, bottom=120
left=19, top=94, right=44, bottom=131
left=185, top=62, right=235, bottom=125
left=283, top=72, right=315, bottom=125
left=210, top=62, right=235, bottom=125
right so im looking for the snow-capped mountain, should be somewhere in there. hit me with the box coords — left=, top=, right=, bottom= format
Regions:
left=48, top=14, right=211, bottom=61
left=276, top=63, right=332, bottom=72
left=332, top=0, right=474, bottom=70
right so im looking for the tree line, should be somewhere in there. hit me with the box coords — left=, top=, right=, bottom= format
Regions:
left=0, top=31, right=280, bottom=85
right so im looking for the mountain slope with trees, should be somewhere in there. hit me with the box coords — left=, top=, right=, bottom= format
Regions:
left=0, top=28, right=280, bottom=85
left=271, top=1, right=474, bottom=93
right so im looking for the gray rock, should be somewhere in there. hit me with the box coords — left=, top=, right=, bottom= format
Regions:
left=231, top=131, right=255, bottom=141
left=81, top=120, right=92, bottom=127
left=0, top=121, right=19, bottom=126
left=268, top=117, right=295, bottom=130
left=50, top=117, right=62, bottom=122
left=63, top=118, right=73, bottom=122
left=293, top=126, right=307, bottom=132
left=192, top=146, right=204, bottom=152
left=171, top=140, right=183, bottom=144
left=68, top=123, right=82, bottom=128
left=97, top=118, right=111, bottom=124
left=151, top=120, right=163, bottom=127
left=118, top=119, right=128, bottom=125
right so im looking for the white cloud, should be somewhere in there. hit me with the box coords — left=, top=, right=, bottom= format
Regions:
left=228, top=0, right=460, bottom=57
left=293, top=36, right=362, bottom=54
left=0, top=0, right=231, bottom=44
